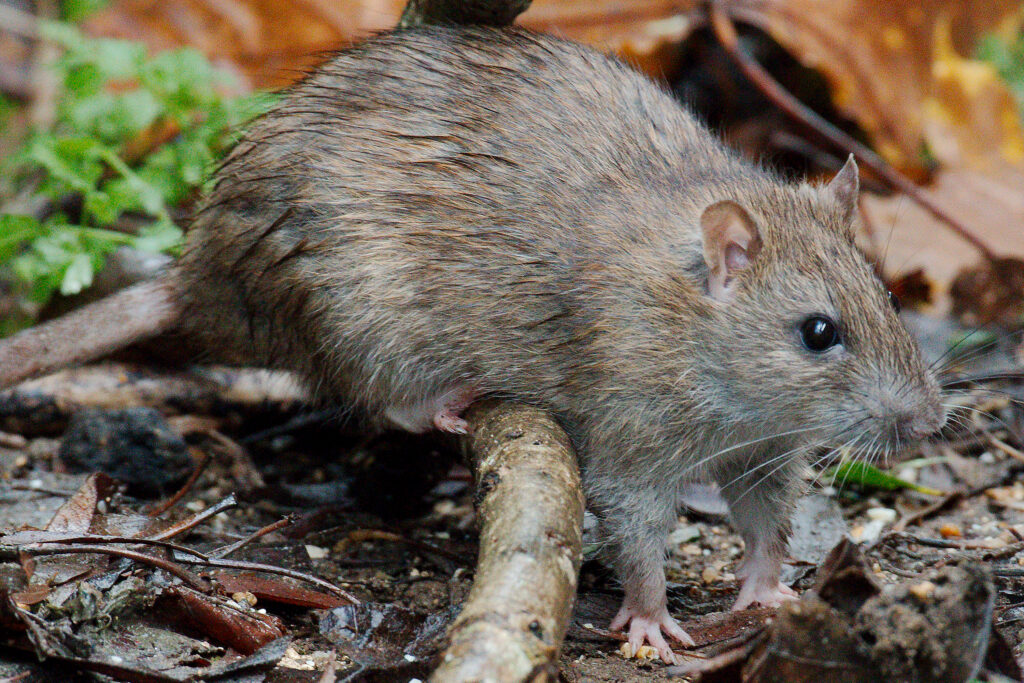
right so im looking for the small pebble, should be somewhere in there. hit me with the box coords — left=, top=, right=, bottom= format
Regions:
left=909, top=580, right=936, bottom=601
left=939, top=523, right=962, bottom=538
left=305, top=544, right=328, bottom=560
left=232, top=591, right=257, bottom=608
left=854, top=519, right=888, bottom=543
left=866, top=507, right=897, bottom=523
left=619, top=642, right=659, bottom=661
left=701, top=566, right=720, bottom=584
left=668, top=525, right=701, bottom=545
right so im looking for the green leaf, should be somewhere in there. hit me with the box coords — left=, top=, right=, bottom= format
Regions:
left=825, top=459, right=943, bottom=496
left=133, top=220, right=183, bottom=254
left=62, top=0, right=110, bottom=22
left=2, top=17, right=271, bottom=317
left=61, top=251, right=94, bottom=295
left=0, top=214, right=44, bottom=262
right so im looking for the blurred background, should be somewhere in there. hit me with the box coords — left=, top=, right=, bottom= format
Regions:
left=0, top=0, right=1023, bottom=331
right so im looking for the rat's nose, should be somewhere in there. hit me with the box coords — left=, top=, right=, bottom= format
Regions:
left=894, top=409, right=944, bottom=442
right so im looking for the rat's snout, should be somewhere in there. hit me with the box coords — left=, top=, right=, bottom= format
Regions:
left=870, top=383, right=946, bottom=446
left=893, top=409, right=945, bottom=442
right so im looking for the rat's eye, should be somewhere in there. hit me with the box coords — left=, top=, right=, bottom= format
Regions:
left=887, top=290, right=900, bottom=313
left=800, top=315, right=840, bottom=352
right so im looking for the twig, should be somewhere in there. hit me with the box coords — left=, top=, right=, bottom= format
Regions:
left=21, top=545, right=210, bottom=591
left=892, top=490, right=964, bottom=532
left=707, top=1, right=998, bottom=263
left=10, top=534, right=210, bottom=561
left=431, top=401, right=584, bottom=682
left=212, top=516, right=294, bottom=559
left=149, top=494, right=238, bottom=541
left=988, top=434, right=1024, bottom=463
left=148, top=453, right=212, bottom=517
left=175, top=555, right=359, bottom=603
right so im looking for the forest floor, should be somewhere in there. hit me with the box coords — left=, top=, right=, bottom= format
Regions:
left=1, top=313, right=1024, bottom=681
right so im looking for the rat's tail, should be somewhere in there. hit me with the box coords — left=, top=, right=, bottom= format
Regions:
left=0, top=273, right=182, bottom=389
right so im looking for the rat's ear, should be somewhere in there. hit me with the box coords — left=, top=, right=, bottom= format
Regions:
left=701, top=200, right=762, bottom=302
left=825, top=154, right=859, bottom=223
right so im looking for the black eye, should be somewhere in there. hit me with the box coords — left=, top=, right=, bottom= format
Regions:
left=800, top=315, right=840, bottom=352
left=887, top=290, right=900, bottom=313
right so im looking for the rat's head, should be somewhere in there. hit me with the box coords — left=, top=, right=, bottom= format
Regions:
left=692, top=157, right=945, bottom=456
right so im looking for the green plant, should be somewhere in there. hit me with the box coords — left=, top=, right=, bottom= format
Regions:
left=0, top=21, right=275, bottom=311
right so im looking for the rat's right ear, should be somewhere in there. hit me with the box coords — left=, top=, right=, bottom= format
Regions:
left=700, top=200, right=762, bottom=302
left=824, top=154, right=859, bottom=224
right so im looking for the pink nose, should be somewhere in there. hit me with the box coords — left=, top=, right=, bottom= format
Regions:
left=895, top=412, right=943, bottom=442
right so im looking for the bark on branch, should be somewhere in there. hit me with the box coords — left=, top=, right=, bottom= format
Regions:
left=399, top=0, right=532, bottom=28
left=431, top=401, right=585, bottom=682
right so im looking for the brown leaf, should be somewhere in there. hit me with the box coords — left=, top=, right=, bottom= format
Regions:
left=212, top=571, right=352, bottom=609
left=864, top=164, right=1024, bottom=295
left=949, top=256, right=1024, bottom=326
left=159, top=584, right=287, bottom=655
left=45, top=473, right=115, bottom=534
left=725, top=0, right=1024, bottom=172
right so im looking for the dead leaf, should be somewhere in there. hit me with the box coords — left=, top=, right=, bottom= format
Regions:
left=864, top=164, right=1024, bottom=299
left=724, top=0, right=1024, bottom=171
left=949, top=256, right=1024, bottom=326
left=212, top=571, right=352, bottom=610
left=45, top=473, right=115, bottom=535
left=158, top=584, right=287, bottom=655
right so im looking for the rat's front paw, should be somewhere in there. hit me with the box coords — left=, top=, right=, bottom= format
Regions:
left=732, top=579, right=797, bottom=611
left=610, top=604, right=694, bottom=665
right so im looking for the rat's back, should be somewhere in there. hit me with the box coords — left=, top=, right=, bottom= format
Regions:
left=177, top=25, right=752, bottom=418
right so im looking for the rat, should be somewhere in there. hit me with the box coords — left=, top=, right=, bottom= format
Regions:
left=0, top=25, right=945, bottom=663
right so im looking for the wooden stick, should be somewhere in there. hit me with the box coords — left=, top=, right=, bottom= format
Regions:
left=0, top=276, right=180, bottom=390
left=431, top=401, right=584, bottom=682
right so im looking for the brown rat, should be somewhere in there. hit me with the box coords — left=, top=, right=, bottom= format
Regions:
left=0, top=25, right=945, bottom=662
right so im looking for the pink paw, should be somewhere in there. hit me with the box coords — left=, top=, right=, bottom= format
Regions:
left=433, top=409, right=470, bottom=435
left=610, top=604, right=694, bottom=665
left=431, top=386, right=476, bottom=435
left=732, top=579, right=798, bottom=611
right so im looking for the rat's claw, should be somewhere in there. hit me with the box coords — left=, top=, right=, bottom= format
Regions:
left=732, top=579, right=798, bottom=611
left=430, top=385, right=477, bottom=434
left=433, top=410, right=470, bottom=434
left=610, top=604, right=693, bottom=665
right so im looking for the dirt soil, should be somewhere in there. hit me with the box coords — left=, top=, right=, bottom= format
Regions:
left=1, top=354, right=1024, bottom=681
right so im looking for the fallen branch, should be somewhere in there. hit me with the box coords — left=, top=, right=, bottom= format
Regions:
left=399, top=0, right=532, bottom=28
left=431, top=401, right=584, bottom=682
left=708, top=1, right=999, bottom=263
left=0, top=362, right=308, bottom=436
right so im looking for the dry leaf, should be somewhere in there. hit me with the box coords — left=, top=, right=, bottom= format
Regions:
left=864, top=163, right=1024, bottom=300
left=726, top=0, right=1024, bottom=171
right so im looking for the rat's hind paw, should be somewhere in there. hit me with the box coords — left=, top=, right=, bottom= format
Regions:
left=432, top=407, right=470, bottom=434
left=731, top=579, right=797, bottom=611
left=431, top=385, right=477, bottom=434
left=610, top=604, right=694, bottom=665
